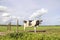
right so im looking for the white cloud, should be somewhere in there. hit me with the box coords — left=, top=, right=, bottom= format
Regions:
left=2, top=13, right=10, bottom=17
left=29, top=8, right=48, bottom=19
left=0, top=6, right=8, bottom=12
left=1, top=13, right=11, bottom=22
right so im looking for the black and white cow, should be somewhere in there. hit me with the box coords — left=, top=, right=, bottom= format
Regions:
left=24, top=20, right=42, bottom=31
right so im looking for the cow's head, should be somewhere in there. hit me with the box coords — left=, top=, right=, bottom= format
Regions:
left=36, top=20, right=43, bottom=24
left=35, top=20, right=43, bottom=26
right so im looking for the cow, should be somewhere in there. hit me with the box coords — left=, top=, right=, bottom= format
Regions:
left=24, top=20, right=42, bottom=32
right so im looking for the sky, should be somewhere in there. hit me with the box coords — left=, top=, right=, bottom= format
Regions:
left=0, top=0, right=60, bottom=25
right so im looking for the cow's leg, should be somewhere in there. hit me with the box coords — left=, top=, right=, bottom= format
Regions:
left=37, top=26, right=38, bottom=27
left=34, top=26, right=36, bottom=33
left=24, top=23, right=26, bottom=31
left=24, top=27, right=25, bottom=31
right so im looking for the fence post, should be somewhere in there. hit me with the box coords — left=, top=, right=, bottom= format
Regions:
left=16, top=19, right=19, bottom=32
left=8, top=22, right=11, bottom=31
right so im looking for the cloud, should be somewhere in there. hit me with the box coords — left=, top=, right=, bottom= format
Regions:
left=0, top=6, right=8, bottom=12
left=2, top=13, right=10, bottom=17
left=1, top=13, right=21, bottom=23
left=29, top=8, right=48, bottom=19
left=2, top=17, right=10, bottom=22
left=1, top=13, right=11, bottom=22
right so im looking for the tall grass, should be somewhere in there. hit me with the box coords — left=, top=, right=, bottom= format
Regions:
left=0, top=32, right=60, bottom=40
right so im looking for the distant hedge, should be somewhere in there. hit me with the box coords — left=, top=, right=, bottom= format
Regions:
left=0, top=25, right=22, bottom=26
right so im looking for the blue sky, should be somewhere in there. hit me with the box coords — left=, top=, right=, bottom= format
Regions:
left=0, top=0, right=60, bottom=25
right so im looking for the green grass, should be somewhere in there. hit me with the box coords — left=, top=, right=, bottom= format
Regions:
left=0, top=25, right=60, bottom=32
left=0, top=25, right=60, bottom=35
left=0, top=32, right=60, bottom=40
left=0, top=25, right=60, bottom=40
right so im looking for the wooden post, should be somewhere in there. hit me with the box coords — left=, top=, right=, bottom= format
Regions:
left=7, top=22, right=11, bottom=33
left=16, top=19, right=19, bottom=32
left=9, top=22, right=11, bottom=31
left=7, top=24, right=9, bottom=31
left=7, top=22, right=11, bottom=31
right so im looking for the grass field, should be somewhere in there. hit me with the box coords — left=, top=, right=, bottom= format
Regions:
left=0, top=25, right=60, bottom=40
left=0, top=25, right=60, bottom=32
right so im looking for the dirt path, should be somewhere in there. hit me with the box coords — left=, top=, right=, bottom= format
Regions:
left=0, top=30, right=46, bottom=35
left=0, top=32, right=6, bottom=35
